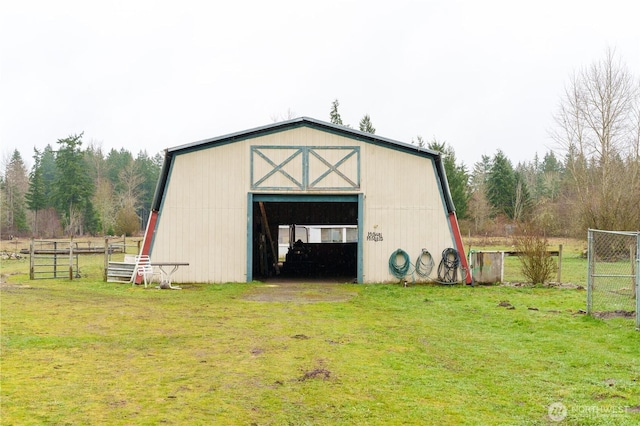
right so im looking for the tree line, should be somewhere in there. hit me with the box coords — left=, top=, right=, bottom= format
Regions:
left=2, top=50, right=638, bottom=240
left=330, top=49, right=639, bottom=238
left=1, top=134, right=162, bottom=238
left=466, top=49, right=639, bottom=236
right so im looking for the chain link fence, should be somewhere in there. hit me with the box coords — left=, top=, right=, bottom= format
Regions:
left=587, top=229, right=639, bottom=330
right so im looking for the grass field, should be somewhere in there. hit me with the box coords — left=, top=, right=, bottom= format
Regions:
left=1, top=238, right=639, bottom=425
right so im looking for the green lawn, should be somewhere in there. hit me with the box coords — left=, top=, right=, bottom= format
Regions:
left=2, top=262, right=639, bottom=425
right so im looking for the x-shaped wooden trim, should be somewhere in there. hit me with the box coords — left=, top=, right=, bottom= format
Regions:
left=308, top=148, right=358, bottom=188
left=253, top=148, right=303, bottom=189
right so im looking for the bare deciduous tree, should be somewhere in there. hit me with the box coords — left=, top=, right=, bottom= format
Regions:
left=552, top=48, right=640, bottom=231
left=93, top=179, right=116, bottom=234
left=270, top=108, right=297, bottom=123
left=118, top=159, right=143, bottom=210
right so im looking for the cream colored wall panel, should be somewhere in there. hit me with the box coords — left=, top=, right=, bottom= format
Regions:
left=251, top=127, right=357, bottom=148
left=153, top=141, right=249, bottom=283
left=152, top=123, right=459, bottom=283
left=361, top=146, right=439, bottom=207
left=358, top=142, right=455, bottom=283
left=361, top=204, right=455, bottom=283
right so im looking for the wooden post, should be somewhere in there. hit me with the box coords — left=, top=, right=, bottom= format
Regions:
left=104, top=237, right=109, bottom=282
left=69, top=237, right=74, bottom=280
left=556, top=244, right=563, bottom=284
left=30, top=238, right=34, bottom=280
left=53, top=241, right=58, bottom=278
left=258, top=202, right=279, bottom=274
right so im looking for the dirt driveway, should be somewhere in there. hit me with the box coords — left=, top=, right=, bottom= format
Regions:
left=242, top=280, right=359, bottom=303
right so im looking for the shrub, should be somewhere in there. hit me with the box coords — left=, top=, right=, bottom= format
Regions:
left=114, top=207, right=140, bottom=237
left=514, top=225, right=557, bottom=284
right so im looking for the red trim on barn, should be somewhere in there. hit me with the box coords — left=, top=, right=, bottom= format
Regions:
left=449, top=212, right=471, bottom=284
left=135, top=210, right=158, bottom=284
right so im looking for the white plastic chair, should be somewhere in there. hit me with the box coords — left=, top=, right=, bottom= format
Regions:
left=133, top=255, right=156, bottom=288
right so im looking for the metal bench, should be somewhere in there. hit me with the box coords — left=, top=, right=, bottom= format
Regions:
left=107, top=261, right=136, bottom=283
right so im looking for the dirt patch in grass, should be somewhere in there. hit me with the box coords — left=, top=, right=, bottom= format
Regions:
left=299, top=367, right=332, bottom=381
left=242, top=282, right=358, bottom=303
left=592, top=310, right=636, bottom=319
left=0, top=282, right=32, bottom=290
left=500, top=282, right=585, bottom=290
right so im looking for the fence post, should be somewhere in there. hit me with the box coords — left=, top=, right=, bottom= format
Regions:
left=69, top=237, right=74, bottom=281
left=557, top=244, right=563, bottom=284
left=53, top=241, right=58, bottom=278
left=586, top=230, right=593, bottom=315
left=631, top=244, right=636, bottom=299
left=104, top=237, right=109, bottom=282
left=636, top=233, right=639, bottom=330
left=30, top=238, right=34, bottom=280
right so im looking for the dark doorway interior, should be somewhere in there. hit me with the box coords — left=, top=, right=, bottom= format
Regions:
left=252, top=201, right=358, bottom=281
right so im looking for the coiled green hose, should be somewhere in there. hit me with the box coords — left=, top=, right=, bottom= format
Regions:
left=388, top=249, right=411, bottom=279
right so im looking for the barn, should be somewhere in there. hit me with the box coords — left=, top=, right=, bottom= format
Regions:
left=141, top=117, right=469, bottom=284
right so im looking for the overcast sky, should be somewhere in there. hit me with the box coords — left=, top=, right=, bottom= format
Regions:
left=1, top=0, right=639, bottom=171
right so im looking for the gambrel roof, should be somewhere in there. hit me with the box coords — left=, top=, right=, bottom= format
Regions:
left=151, top=117, right=455, bottom=213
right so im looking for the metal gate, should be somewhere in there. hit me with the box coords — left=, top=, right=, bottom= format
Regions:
left=29, top=240, right=79, bottom=280
left=587, top=229, right=639, bottom=330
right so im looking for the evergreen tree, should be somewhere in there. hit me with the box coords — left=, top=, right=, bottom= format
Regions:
left=84, top=142, right=107, bottom=184
left=512, top=170, right=532, bottom=222
left=2, top=149, right=30, bottom=235
left=82, top=196, right=100, bottom=235
left=412, top=135, right=425, bottom=148
left=359, top=114, right=376, bottom=134
left=329, top=99, right=343, bottom=125
left=39, top=145, right=57, bottom=209
left=427, top=140, right=470, bottom=219
left=486, top=150, right=518, bottom=219
left=106, top=148, right=134, bottom=194
left=539, top=151, right=563, bottom=200
left=25, top=148, right=47, bottom=235
left=470, top=155, right=492, bottom=192
left=135, top=150, right=162, bottom=227
left=52, top=133, right=95, bottom=235
left=468, top=155, right=493, bottom=232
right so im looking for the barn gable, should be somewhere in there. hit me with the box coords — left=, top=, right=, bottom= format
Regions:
left=142, top=117, right=468, bottom=284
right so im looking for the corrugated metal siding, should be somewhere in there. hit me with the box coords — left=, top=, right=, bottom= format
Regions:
left=151, top=126, right=455, bottom=283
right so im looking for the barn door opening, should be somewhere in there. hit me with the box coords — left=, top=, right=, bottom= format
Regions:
left=247, top=194, right=362, bottom=283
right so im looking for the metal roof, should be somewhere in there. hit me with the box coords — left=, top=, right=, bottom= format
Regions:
left=151, top=117, right=455, bottom=212
left=167, top=116, right=440, bottom=156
